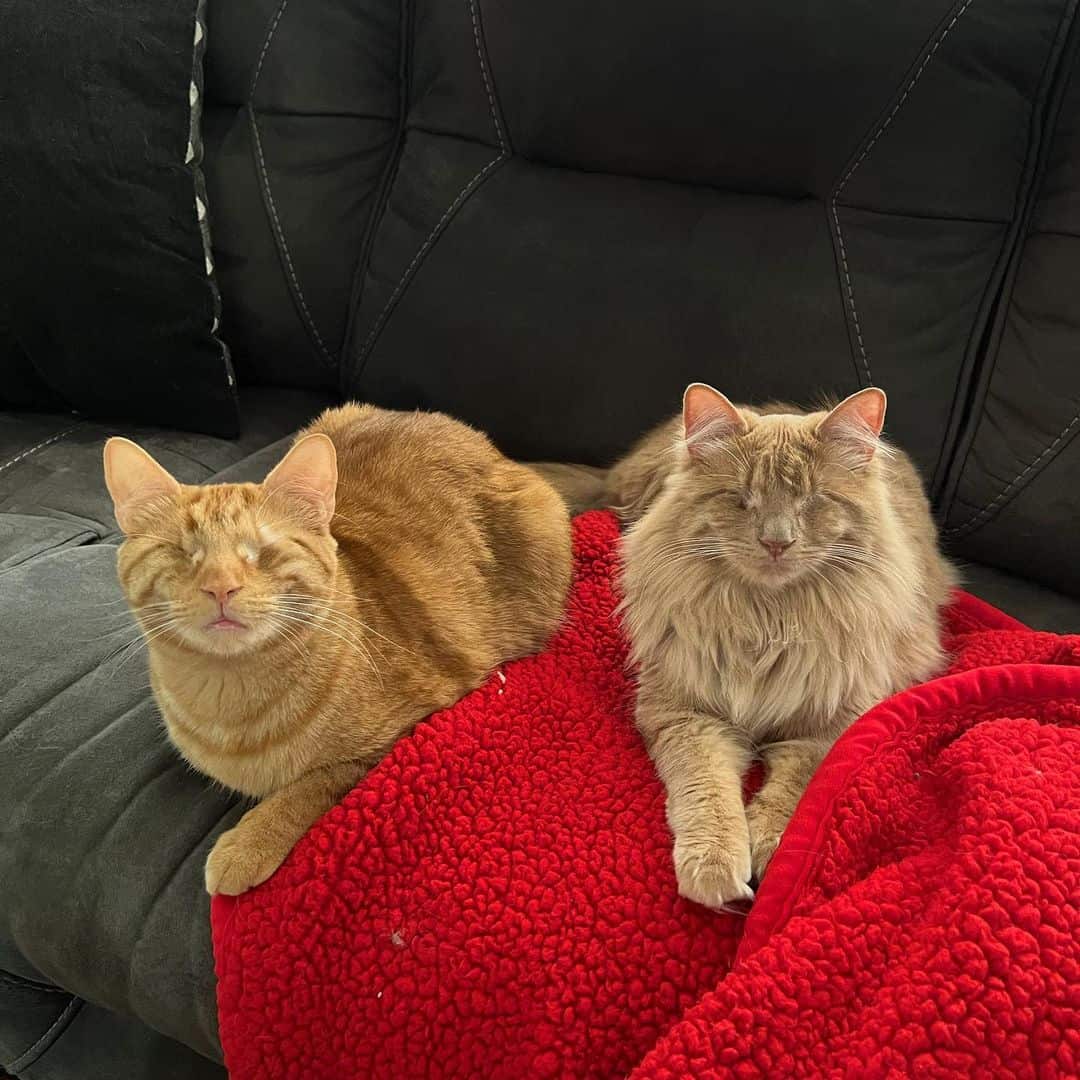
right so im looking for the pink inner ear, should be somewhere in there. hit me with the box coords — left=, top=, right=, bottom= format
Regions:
left=263, top=435, right=338, bottom=529
left=682, top=383, right=746, bottom=443
left=103, top=437, right=181, bottom=532
left=820, top=388, right=887, bottom=439
left=816, top=388, right=888, bottom=467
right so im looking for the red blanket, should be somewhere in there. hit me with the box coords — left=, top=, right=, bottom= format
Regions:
left=212, top=512, right=1080, bottom=1079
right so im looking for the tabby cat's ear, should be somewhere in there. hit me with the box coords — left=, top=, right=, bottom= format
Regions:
left=816, top=387, right=888, bottom=467
left=263, top=433, right=338, bottom=529
left=682, top=383, right=747, bottom=459
left=103, top=437, right=181, bottom=534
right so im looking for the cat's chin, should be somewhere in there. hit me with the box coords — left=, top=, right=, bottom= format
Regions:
left=179, top=620, right=275, bottom=658
left=743, top=558, right=806, bottom=590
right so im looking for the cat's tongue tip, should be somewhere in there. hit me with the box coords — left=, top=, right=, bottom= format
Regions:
left=208, top=616, right=247, bottom=631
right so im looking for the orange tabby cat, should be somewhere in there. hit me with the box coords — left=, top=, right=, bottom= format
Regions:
left=104, top=404, right=572, bottom=895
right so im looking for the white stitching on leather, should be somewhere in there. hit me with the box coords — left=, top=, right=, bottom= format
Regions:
left=354, top=0, right=511, bottom=366
left=831, top=202, right=871, bottom=382
left=832, top=0, right=975, bottom=385
left=247, top=0, right=333, bottom=364
left=248, top=112, right=334, bottom=363
left=356, top=153, right=506, bottom=363
left=468, top=0, right=507, bottom=151
left=945, top=408, right=1080, bottom=536
left=0, top=424, right=81, bottom=475
left=9, top=997, right=83, bottom=1072
left=249, top=0, right=289, bottom=99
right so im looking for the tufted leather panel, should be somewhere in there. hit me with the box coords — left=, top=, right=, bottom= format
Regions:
left=939, top=10, right=1080, bottom=598
left=201, top=0, right=401, bottom=390
left=35, top=0, right=1078, bottom=590
left=337, top=0, right=1080, bottom=487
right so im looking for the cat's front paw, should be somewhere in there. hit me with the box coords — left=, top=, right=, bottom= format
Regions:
left=746, top=800, right=790, bottom=882
left=673, top=838, right=754, bottom=911
left=205, top=821, right=288, bottom=896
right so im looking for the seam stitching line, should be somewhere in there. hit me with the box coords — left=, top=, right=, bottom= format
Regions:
left=938, top=0, right=1080, bottom=530
left=354, top=0, right=510, bottom=366
left=248, top=0, right=334, bottom=365
left=831, top=0, right=975, bottom=386
left=248, top=111, right=334, bottom=364
left=0, top=424, right=82, bottom=475
left=468, top=0, right=507, bottom=151
left=249, top=0, right=288, bottom=99
left=355, top=153, right=505, bottom=364
left=945, top=408, right=1080, bottom=536
left=340, top=0, right=412, bottom=389
left=9, top=997, right=83, bottom=1073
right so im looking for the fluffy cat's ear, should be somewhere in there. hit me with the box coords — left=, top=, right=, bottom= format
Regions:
left=263, top=433, right=338, bottom=529
left=682, top=383, right=747, bottom=459
left=816, top=387, right=888, bottom=467
left=103, top=437, right=181, bottom=533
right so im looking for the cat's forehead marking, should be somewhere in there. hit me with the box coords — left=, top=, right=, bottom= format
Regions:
left=184, top=488, right=253, bottom=534
left=746, top=434, right=815, bottom=494
left=747, top=453, right=807, bottom=494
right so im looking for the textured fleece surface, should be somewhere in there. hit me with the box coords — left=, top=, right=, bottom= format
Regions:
left=212, top=512, right=1079, bottom=1078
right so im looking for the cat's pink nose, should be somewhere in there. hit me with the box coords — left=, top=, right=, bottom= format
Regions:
left=201, top=585, right=242, bottom=606
left=759, top=538, right=794, bottom=560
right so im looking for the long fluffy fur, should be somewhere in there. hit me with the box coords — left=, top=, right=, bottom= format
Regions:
left=609, top=396, right=955, bottom=909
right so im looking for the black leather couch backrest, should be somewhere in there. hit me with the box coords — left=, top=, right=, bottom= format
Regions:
left=179, top=0, right=1080, bottom=597
left=939, top=36, right=1080, bottom=597
left=203, top=0, right=401, bottom=391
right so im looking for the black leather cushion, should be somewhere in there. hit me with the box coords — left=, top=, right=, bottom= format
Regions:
left=200, top=0, right=1080, bottom=600
left=939, top=17, right=1080, bottom=599
left=343, top=0, right=1080, bottom=487
left=0, top=0, right=237, bottom=435
left=201, top=0, right=401, bottom=390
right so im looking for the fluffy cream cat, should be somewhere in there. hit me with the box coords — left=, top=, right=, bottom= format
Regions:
left=609, top=384, right=955, bottom=909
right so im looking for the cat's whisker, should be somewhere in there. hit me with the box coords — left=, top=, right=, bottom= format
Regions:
left=85, top=601, right=175, bottom=628
left=636, top=543, right=745, bottom=582
left=650, top=546, right=734, bottom=563
left=263, top=616, right=309, bottom=662
left=96, top=630, right=146, bottom=670
left=271, top=609, right=384, bottom=687
left=103, top=616, right=182, bottom=673
left=821, top=548, right=888, bottom=568
left=93, top=596, right=164, bottom=607
left=78, top=623, right=143, bottom=639
left=276, top=596, right=413, bottom=656
left=271, top=607, right=374, bottom=653
left=274, top=603, right=395, bottom=666
left=650, top=548, right=741, bottom=564
left=291, top=584, right=383, bottom=609
left=272, top=605, right=394, bottom=668
left=645, top=536, right=742, bottom=555
left=817, top=550, right=910, bottom=594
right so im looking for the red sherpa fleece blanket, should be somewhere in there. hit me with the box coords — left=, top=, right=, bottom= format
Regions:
left=212, top=512, right=1080, bottom=1079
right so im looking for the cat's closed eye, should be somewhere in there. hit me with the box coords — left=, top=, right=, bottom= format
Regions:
left=717, top=490, right=751, bottom=509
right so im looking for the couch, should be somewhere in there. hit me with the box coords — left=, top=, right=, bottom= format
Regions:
left=2, top=0, right=1080, bottom=1075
